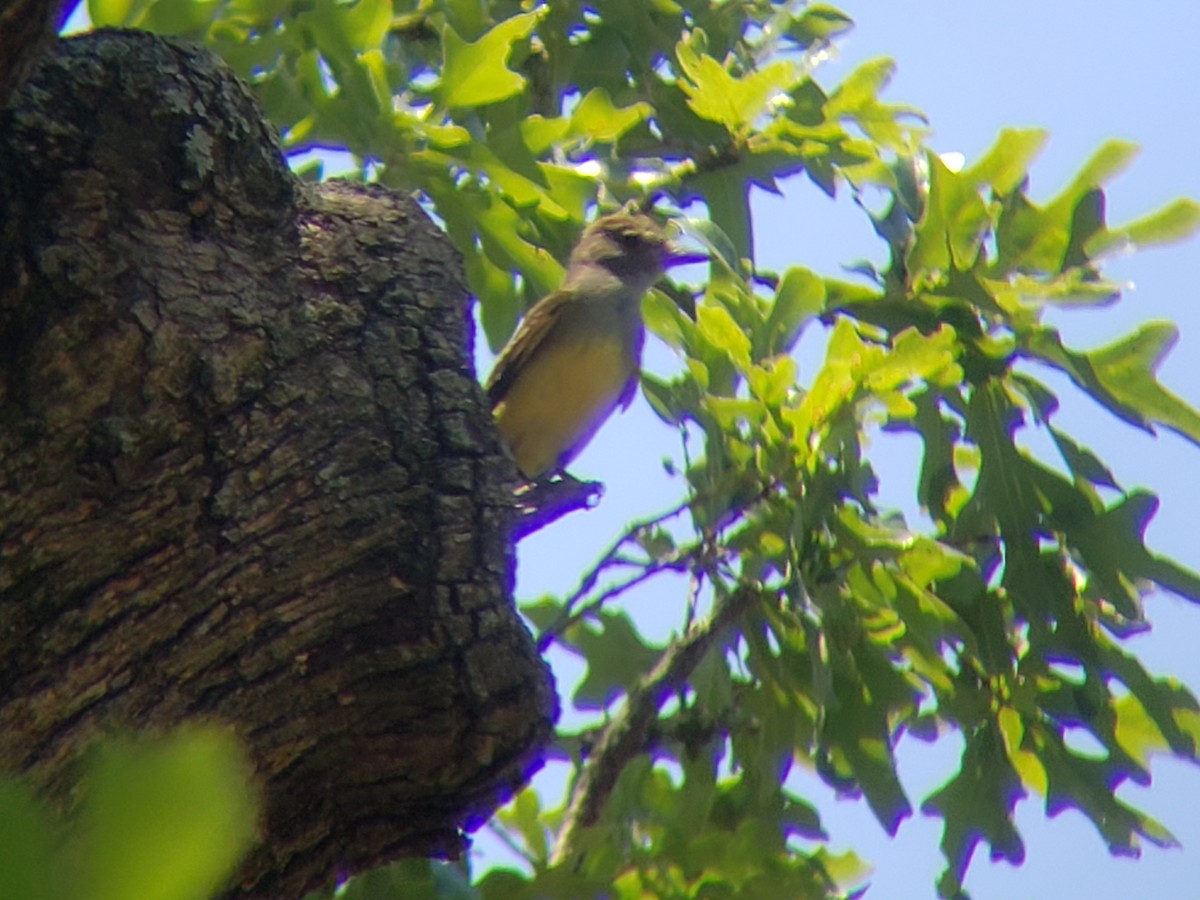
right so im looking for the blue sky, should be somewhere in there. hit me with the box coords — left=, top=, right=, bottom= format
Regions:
left=507, top=4, right=1200, bottom=898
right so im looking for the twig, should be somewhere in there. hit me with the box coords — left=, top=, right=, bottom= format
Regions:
left=534, top=477, right=781, bottom=649
left=483, top=820, right=537, bottom=867
left=535, top=549, right=695, bottom=653
left=571, top=497, right=692, bottom=600
left=683, top=565, right=707, bottom=631
left=532, top=497, right=694, bottom=645
left=548, top=583, right=764, bottom=867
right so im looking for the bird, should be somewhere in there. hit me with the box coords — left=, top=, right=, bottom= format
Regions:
left=486, top=210, right=676, bottom=480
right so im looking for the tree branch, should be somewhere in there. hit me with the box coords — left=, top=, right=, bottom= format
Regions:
left=511, top=475, right=606, bottom=540
left=548, top=583, right=763, bottom=866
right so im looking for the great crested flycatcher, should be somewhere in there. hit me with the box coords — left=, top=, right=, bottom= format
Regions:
left=486, top=211, right=674, bottom=479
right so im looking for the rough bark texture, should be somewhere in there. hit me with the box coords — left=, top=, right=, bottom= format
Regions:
left=0, top=0, right=62, bottom=105
left=0, top=28, right=556, bottom=899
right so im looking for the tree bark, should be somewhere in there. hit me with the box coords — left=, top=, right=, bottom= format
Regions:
left=0, top=0, right=61, bottom=104
left=0, top=28, right=556, bottom=899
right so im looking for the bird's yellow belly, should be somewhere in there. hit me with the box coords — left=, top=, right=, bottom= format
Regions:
left=493, top=335, right=632, bottom=478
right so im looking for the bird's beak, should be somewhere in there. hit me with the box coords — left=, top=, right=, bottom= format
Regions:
left=665, top=243, right=709, bottom=269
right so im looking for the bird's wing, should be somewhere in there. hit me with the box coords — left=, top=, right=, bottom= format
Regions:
left=616, top=322, right=645, bottom=410
left=485, top=289, right=570, bottom=406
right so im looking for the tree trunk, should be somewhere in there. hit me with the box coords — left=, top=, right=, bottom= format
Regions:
left=0, top=28, right=556, bottom=899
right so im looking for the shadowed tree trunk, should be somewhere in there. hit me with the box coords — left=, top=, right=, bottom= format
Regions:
left=0, top=27, right=557, bottom=899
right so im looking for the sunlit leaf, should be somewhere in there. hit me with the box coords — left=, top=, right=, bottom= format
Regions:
left=568, top=89, right=653, bottom=143
left=1031, top=323, right=1200, bottom=448
left=963, top=128, right=1047, bottom=197
left=88, top=0, right=149, bottom=26
left=697, top=305, right=753, bottom=372
left=910, top=152, right=989, bottom=273
left=1088, top=198, right=1200, bottom=256
left=438, top=13, right=540, bottom=109
left=764, top=266, right=825, bottom=356
left=675, top=37, right=798, bottom=130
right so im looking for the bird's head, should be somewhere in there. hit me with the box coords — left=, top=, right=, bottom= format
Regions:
left=569, top=210, right=705, bottom=296
left=569, top=212, right=670, bottom=291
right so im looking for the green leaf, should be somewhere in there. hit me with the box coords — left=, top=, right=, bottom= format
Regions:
left=337, top=0, right=391, bottom=51
left=81, top=727, right=258, bottom=900
left=475, top=868, right=534, bottom=900
left=705, top=395, right=767, bottom=431
left=519, top=596, right=564, bottom=631
left=334, top=859, right=478, bottom=900
left=907, top=389, right=961, bottom=525
left=827, top=58, right=896, bottom=117
left=1070, top=491, right=1200, bottom=606
left=690, top=645, right=734, bottom=717
left=675, top=216, right=745, bottom=274
left=923, top=722, right=1025, bottom=898
left=88, top=0, right=151, bottom=26
left=572, top=612, right=661, bottom=710
left=994, top=190, right=1059, bottom=274
left=1107, top=664, right=1200, bottom=763
left=568, top=89, right=653, bottom=143
left=496, top=788, right=549, bottom=865
left=910, top=152, right=990, bottom=274
left=0, top=779, right=57, bottom=900
left=1039, top=731, right=1177, bottom=855
left=458, top=141, right=571, bottom=218
left=820, top=671, right=913, bottom=835
left=1023, top=319, right=1200, bottom=460
left=993, top=141, right=1141, bottom=273
left=442, top=0, right=490, bottom=39
left=786, top=6, right=855, bottom=49
left=764, top=267, right=825, bottom=356
left=643, top=287, right=698, bottom=354
left=747, top=355, right=799, bottom=409
left=470, top=247, right=523, bottom=352
left=640, top=371, right=691, bottom=426
left=866, top=325, right=961, bottom=394
left=1022, top=326, right=1150, bottom=434
left=1061, top=140, right=1140, bottom=200
left=438, top=13, right=540, bottom=109
left=1088, top=198, right=1200, bottom=257
left=963, top=128, right=1048, bottom=196
left=1048, top=426, right=1119, bottom=491
left=138, top=0, right=224, bottom=35
left=696, top=305, right=753, bottom=372
left=1112, top=693, right=1172, bottom=769
left=962, top=380, right=1049, bottom=636
left=784, top=317, right=867, bottom=450
left=675, top=36, right=797, bottom=130
left=1083, top=323, right=1200, bottom=446
left=697, top=170, right=756, bottom=264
